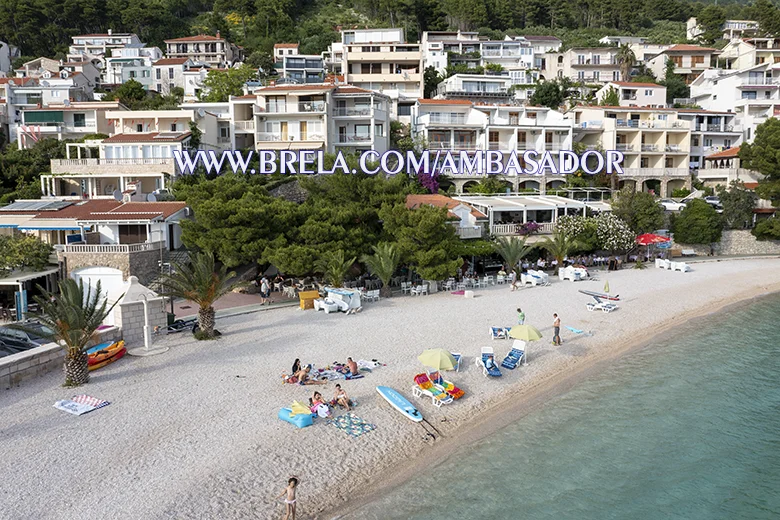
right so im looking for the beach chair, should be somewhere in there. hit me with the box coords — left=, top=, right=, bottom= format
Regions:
left=475, top=347, right=502, bottom=377
left=412, top=373, right=454, bottom=407
left=449, top=352, right=462, bottom=372
left=673, top=262, right=690, bottom=273
left=655, top=258, right=664, bottom=269
left=428, top=371, right=465, bottom=399
left=501, top=340, right=526, bottom=370
left=401, top=281, right=412, bottom=295
left=529, top=270, right=551, bottom=285
left=496, top=274, right=506, bottom=284
left=490, top=326, right=510, bottom=340
left=586, top=301, right=618, bottom=313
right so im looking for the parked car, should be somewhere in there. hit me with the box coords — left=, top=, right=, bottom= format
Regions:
left=658, top=199, right=687, bottom=211
left=704, top=196, right=721, bottom=206
left=0, top=322, right=56, bottom=347
left=0, top=335, right=37, bottom=356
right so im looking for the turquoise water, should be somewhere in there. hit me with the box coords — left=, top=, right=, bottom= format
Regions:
left=348, top=296, right=780, bottom=520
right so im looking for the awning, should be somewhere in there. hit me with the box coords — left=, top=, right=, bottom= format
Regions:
left=257, top=143, right=294, bottom=150
left=0, top=267, right=59, bottom=287
left=17, top=218, right=81, bottom=231
left=289, top=141, right=324, bottom=150
left=0, top=215, right=37, bottom=228
left=23, top=110, right=64, bottom=124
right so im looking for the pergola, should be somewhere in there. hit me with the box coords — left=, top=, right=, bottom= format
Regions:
left=0, top=267, right=59, bottom=321
left=452, top=195, right=590, bottom=228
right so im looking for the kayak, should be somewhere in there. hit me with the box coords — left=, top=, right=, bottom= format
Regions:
left=578, top=290, right=620, bottom=301
left=88, top=347, right=126, bottom=371
left=88, top=341, right=125, bottom=366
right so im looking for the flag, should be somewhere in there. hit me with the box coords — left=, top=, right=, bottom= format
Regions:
left=604, top=280, right=610, bottom=294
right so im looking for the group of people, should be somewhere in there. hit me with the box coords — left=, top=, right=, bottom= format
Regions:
left=308, top=384, right=353, bottom=417
left=288, top=359, right=326, bottom=386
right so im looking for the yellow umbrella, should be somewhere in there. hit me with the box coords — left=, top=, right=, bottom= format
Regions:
left=604, top=280, right=610, bottom=294
left=508, top=324, right=543, bottom=342
left=418, top=348, right=457, bottom=371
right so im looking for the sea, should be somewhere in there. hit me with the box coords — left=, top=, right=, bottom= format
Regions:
left=346, top=294, right=780, bottom=520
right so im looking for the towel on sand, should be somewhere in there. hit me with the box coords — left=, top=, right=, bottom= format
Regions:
left=54, top=395, right=111, bottom=416
left=326, top=412, right=376, bottom=438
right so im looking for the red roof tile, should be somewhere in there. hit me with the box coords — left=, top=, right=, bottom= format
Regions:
left=417, top=99, right=473, bottom=106
left=274, top=43, right=299, bottom=49
left=665, top=44, right=718, bottom=53
left=153, top=58, right=190, bottom=66
left=610, top=81, right=663, bottom=88
left=165, top=34, right=223, bottom=43
left=0, top=77, right=36, bottom=86
left=705, top=146, right=740, bottom=160
left=743, top=182, right=759, bottom=190
left=406, top=194, right=487, bottom=219
left=103, top=132, right=191, bottom=143
left=256, top=84, right=335, bottom=93
left=26, top=200, right=187, bottom=221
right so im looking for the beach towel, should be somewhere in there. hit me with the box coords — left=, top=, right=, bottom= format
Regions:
left=451, top=290, right=465, bottom=295
left=357, top=359, right=382, bottom=370
left=326, top=412, right=377, bottom=438
left=565, top=326, right=593, bottom=336
left=54, top=395, right=111, bottom=416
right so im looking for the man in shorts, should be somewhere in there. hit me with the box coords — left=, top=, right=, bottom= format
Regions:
left=553, top=313, right=562, bottom=345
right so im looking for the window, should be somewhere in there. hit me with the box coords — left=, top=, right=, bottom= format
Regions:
left=156, top=83, right=162, bottom=92
left=168, top=68, right=174, bottom=79
left=613, top=71, right=620, bottom=81
left=724, top=139, right=732, bottom=148
left=142, top=70, right=150, bottom=78
left=742, top=91, right=757, bottom=99
left=170, top=123, right=178, bottom=131
left=156, top=68, right=161, bottom=80
left=671, top=56, right=683, bottom=67
left=665, top=158, right=674, bottom=168
left=640, top=158, right=649, bottom=167
left=578, top=71, right=584, bottom=80
left=691, top=55, right=704, bottom=66
left=577, top=55, right=585, bottom=64
left=593, top=55, right=600, bottom=65
left=73, top=113, right=86, bottom=128
left=692, top=136, right=699, bottom=146
left=354, top=124, right=370, bottom=139
left=219, top=126, right=230, bottom=138
left=129, top=71, right=136, bottom=78
left=375, top=123, right=384, bottom=137
left=645, top=89, right=653, bottom=96
left=593, top=71, right=600, bottom=81
left=52, top=91, right=61, bottom=98
left=136, top=124, right=143, bottom=132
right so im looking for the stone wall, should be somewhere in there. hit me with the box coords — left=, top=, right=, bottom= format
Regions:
left=128, top=248, right=168, bottom=286
left=675, top=229, right=780, bottom=256
left=61, top=248, right=168, bottom=286
left=115, top=298, right=168, bottom=347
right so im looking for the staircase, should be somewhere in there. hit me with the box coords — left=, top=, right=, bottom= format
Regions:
left=147, top=248, right=190, bottom=294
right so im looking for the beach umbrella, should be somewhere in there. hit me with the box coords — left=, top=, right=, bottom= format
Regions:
left=604, top=280, right=610, bottom=300
left=508, top=324, right=543, bottom=342
left=418, top=348, right=457, bottom=371
left=636, top=234, right=670, bottom=261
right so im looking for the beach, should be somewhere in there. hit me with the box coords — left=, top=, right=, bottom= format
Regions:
left=2, top=258, right=780, bottom=520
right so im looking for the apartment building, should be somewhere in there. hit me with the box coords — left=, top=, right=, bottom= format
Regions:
left=676, top=109, right=742, bottom=169
left=274, top=43, right=299, bottom=62
left=14, top=57, right=60, bottom=78
left=629, top=42, right=672, bottom=62
left=16, top=101, right=124, bottom=149
left=434, top=73, right=514, bottom=104
left=68, top=31, right=142, bottom=62
left=279, top=54, right=325, bottom=84
left=647, top=45, right=719, bottom=84
left=596, top=82, right=667, bottom=108
left=104, top=47, right=163, bottom=88
left=599, top=36, right=647, bottom=46
left=719, top=38, right=780, bottom=71
left=321, top=42, right=344, bottom=74
left=572, top=106, right=691, bottom=196
left=340, top=28, right=423, bottom=121
left=690, top=63, right=780, bottom=143
left=43, top=109, right=216, bottom=200
left=182, top=65, right=211, bottom=102
left=164, top=33, right=243, bottom=68
left=557, top=48, right=623, bottom=84
left=252, top=83, right=390, bottom=154
left=687, top=17, right=760, bottom=42
left=151, top=58, right=195, bottom=95
left=695, top=146, right=762, bottom=188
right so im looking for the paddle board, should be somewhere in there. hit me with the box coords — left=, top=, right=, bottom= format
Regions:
left=86, top=341, right=116, bottom=355
left=88, top=341, right=125, bottom=366
left=376, top=386, right=423, bottom=423
left=88, top=347, right=126, bottom=371
left=578, top=290, right=620, bottom=301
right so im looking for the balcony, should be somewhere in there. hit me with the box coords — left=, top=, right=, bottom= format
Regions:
left=616, top=144, right=635, bottom=151
left=490, top=222, right=555, bottom=235
left=50, top=157, right=175, bottom=175
left=263, top=101, right=327, bottom=114
left=621, top=168, right=689, bottom=177
left=63, top=241, right=165, bottom=254
left=621, top=94, right=638, bottom=101
left=347, top=51, right=421, bottom=62
left=335, top=135, right=373, bottom=144
left=641, top=144, right=660, bottom=152
left=257, top=132, right=325, bottom=142
left=739, top=77, right=780, bottom=87
left=332, top=107, right=372, bottom=117
left=348, top=73, right=421, bottom=83
left=429, top=113, right=467, bottom=125
left=543, top=143, right=567, bottom=151
left=664, top=144, right=685, bottom=153
left=234, top=120, right=255, bottom=132
left=572, top=59, right=617, bottom=67
left=456, top=226, right=483, bottom=239
left=429, top=142, right=479, bottom=151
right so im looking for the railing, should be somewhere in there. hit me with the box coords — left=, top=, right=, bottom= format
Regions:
left=429, top=113, right=466, bottom=124
left=336, top=135, right=372, bottom=143
left=456, top=226, right=483, bottom=239
left=256, top=132, right=325, bottom=142
left=51, top=158, right=173, bottom=166
left=332, top=107, right=372, bottom=117
left=621, top=168, right=689, bottom=177
left=544, top=143, right=566, bottom=151
left=621, top=95, right=637, bottom=101
left=299, top=101, right=326, bottom=112
left=64, top=241, right=165, bottom=254
left=740, top=78, right=780, bottom=86
left=617, top=120, right=640, bottom=128
left=490, top=222, right=555, bottom=235
left=575, top=121, right=604, bottom=129
left=429, top=142, right=479, bottom=151
left=257, top=132, right=283, bottom=141
left=217, top=136, right=231, bottom=144
left=616, top=144, right=634, bottom=151
left=263, top=102, right=326, bottom=113
left=488, top=142, right=504, bottom=150
left=696, top=167, right=756, bottom=179
left=641, top=144, right=659, bottom=152
left=234, top=120, right=255, bottom=131
left=665, top=144, right=683, bottom=152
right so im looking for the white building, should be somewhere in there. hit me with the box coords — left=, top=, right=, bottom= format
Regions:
left=340, top=28, right=423, bottom=121
left=16, top=100, right=124, bottom=149
left=434, top=73, right=514, bottom=104
left=182, top=65, right=211, bottom=102
left=646, top=44, right=720, bottom=84
left=68, top=31, right=143, bottom=63
left=676, top=109, right=742, bottom=169
left=279, top=54, right=324, bottom=84
left=274, top=43, right=299, bottom=62
left=151, top=58, right=195, bottom=95
left=695, top=146, right=763, bottom=188
left=164, top=33, right=242, bottom=69
left=687, top=17, right=761, bottom=42
left=719, top=38, right=780, bottom=71
left=689, top=63, right=780, bottom=143
left=599, top=36, right=648, bottom=46
left=104, top=47, right=163, bottom=88
left=556, top=47, right=623, bottom=84
left=596, top=82, right=667, bottom=108
left=322, top=42, right=344, bottom=74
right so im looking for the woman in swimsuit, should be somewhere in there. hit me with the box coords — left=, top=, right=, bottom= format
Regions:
left=291, top=359, right=301, bottom=375
left=333, top=384, right=351, bottom=410
left=275, top=476, right=300, bottom=520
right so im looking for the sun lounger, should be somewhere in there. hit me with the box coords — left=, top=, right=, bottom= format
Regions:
left=672, top=261, right=691, bottom=272
left=501, top=340, right=526, bottom=369
left=412, top=373, right=454, bottom=407
left=586, top=301, right=618, bottom=313
left=450, top=352, right=462, bottom=372
left=475, top=346, right=502, bottom=377
left=490, top=326, right=511, bottom=340
left=428, top=371, right=465, bottom=399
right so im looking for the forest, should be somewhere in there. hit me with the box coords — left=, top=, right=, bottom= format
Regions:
left=0, top=0, right=774, bottom=65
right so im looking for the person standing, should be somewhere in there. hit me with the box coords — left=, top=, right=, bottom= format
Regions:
left=552, top=313, right=562, bottom=345
left=260, top=277, right=271, bottom=305
left=517, top=307, right=525, bottom=325
left=509, top=270, right=517, bottom=291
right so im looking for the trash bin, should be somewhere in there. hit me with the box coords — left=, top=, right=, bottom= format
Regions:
left=167, top=313, right=176, bottom=326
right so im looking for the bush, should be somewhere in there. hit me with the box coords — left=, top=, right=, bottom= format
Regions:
left=671, top=188, right=691, bottom=198
left=672, top=199, right=722, bottom=244
left=752, top=218, right=780, bottom=241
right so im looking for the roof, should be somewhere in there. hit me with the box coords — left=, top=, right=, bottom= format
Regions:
left=165, top=34, right=223, bottom=43
left=522, top=35, right=562, bottom=42
left=743, top=182, right=759, bottom=190
left=0, top=77, right=36, bottom=86
left=417, top=99, right=473, bottom=106
left=452, top=195, right=587, bottom=212
left=665, top=44, right=718, bottom=53
left=705, top=146, right=741, bottom=160
left=610, top=81, right=663, bottom=88
left=152, top=58, right=190, bottom=66
left=255, top=84, right=335, bottom=93
left=334, top=86, right=375, bottom=95
left=30, top=200, right=186, bottom=221
left=405, top=194, right=487, bottom=219
left=103, top=132, right=191, bottom=143
left=73, top=33, right=134, bottom=38
left=274, top=43, right=299, bottom=49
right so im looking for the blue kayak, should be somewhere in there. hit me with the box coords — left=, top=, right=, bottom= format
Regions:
left=85, top=341, right=115, bottom=355
left=376, top=386, right=423, bottom=423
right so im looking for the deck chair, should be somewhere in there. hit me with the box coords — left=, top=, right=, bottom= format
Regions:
left=428, top=371, right=465, bottom=399
left=490, top=326, right=510, bottom=340
left=476, top=346, right=502, bottom=377
left=411, top=373, right=454, bottom=407
left=501, top=340, right=526, bottom=370
left=449, top=352, right=462, bottom=372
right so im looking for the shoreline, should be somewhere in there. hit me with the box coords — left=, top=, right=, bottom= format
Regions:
left=323, top=284, right=780, bottom=519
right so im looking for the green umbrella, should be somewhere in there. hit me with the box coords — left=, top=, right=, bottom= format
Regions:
left=508, top=324, right=543, bottom=342
left=417, top=348, right=457, bottom=371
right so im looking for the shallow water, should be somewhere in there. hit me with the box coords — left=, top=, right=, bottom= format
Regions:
left=348, top=296, right=780, bottom=520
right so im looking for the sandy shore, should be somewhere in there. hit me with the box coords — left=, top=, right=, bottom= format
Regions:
left=2, top=258, right=780, bottom=520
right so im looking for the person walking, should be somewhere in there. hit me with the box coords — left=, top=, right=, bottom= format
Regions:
left=517, top=307, right=525, bottom=325
left=552, top=313, right=562, bottom=345
left=508, top=270, right=517, bottom=291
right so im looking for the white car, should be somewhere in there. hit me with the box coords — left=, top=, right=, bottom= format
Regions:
left=658, top=199, right=687, bottom=211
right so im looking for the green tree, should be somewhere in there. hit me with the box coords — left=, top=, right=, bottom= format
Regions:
left=660, top=58, right=689, bottom=103
left=717, top=180, right=757, bottom=229
left=599, top=86, right=620, bottom=106
left=360, top=242, right=401, bottom=297
left=555, top=214, right=598, bottom=251
left=595, top=212, right=635, bottom=254
left=200, top=65, right=257, bottom=102
left=493, top=236, right=532, bottom=275
left=616, top=44, right=636, bottom=82
left=672, top=199, right=722, bottom=244
left=13, top=279, right=119, bottom=387
left=246, top=50, right=276, bottom=77
left=379, top=203, right=462, bottom=280
left=424, top=66, right=443, bottom=98
left=0, top=234, right=53, bottom=275
left=315, top=250, right=356, bottom=288
left=160, top=252, right=240, bottom=339
left=529, top=78, right=571, bottom=109
left=538, top=231, right=583, bottom=274
left=739, top=118, right=780, bottom=207
left=102, top=79, right=147, bottom=107
left=695, top=5, right=726, bottom=45
left=188, top=121, right=202, bottom=149
left=610, top=186, right=665, bottom=233
left=466, top=177, right=511, bottom=194
left=0, top=138, right=66, bottom=203
left=752, top=218, right=780, bottom=241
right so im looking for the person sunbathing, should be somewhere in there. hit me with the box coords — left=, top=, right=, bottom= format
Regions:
left=333, top=384, right=352, bottom=410
left=295, top=366, right=325, bottom=386
left=485, top=355, right=497, bottom=370
left=310, top=392, right=331, bottom=417
left=346, top=357, right=359, bottom=377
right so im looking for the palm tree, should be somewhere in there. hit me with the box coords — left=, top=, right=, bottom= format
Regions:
left=160, top=252, right=239, bottom=339
left=316, top=250, right=356, bottom=288
left=493, top=236, right=533, bottom=275
left=616, top=44, right=636, bottom=82
left=12, top=278, right=119, bottom=387
left=538, top=232, right=584, bottom=274
left=360, top=243, right=400, bottom=298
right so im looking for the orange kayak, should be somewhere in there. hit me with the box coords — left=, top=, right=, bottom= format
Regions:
left=88, top=341, right=124, bottom=366
left=88, top=347, right=126, bottom=371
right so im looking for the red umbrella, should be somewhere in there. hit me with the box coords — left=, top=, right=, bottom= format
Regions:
left=636, top=233, right=670, bottom=245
